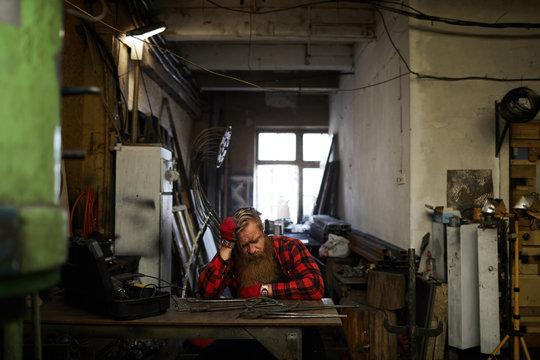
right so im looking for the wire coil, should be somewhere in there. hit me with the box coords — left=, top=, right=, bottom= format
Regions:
left=499, top=87, right=540, bottom=123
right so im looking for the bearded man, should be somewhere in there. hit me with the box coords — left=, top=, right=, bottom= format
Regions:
left=198, top=207, right=324, bottom=299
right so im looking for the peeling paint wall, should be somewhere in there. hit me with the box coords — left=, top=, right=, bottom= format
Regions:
left=329, top=11, right=411, bottom=250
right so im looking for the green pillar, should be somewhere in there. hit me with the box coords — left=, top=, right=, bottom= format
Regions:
left=0, top=1, right=67, bottom=359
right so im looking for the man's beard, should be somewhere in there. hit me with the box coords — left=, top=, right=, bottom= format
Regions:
left=235, top=237, right=278, bottom=287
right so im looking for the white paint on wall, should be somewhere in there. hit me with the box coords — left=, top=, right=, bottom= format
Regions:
left=330, top=12, right=411, bottom=250
left=329, top=0, right=539, bottom=250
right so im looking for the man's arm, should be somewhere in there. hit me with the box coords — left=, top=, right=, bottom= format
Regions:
left=197, top=248, right=234, bottom=299
left=270, top=237, right=324, bottom=300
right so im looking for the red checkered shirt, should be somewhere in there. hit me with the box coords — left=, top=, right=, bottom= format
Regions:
left=198, top=235, right=324, bottom=300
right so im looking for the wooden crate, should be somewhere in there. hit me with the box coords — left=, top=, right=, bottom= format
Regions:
left=366, top=270, right=405, bottom=310
left=511, top=120, right=540, bottom=140
left=519, top=230, right=540, bottom=247
left=340, top=296, right=397, bottom=360
left=519, top=275, right=540, bottom=307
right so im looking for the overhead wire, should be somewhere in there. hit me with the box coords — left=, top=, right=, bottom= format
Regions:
left=375, top=9, right=540, bottom=83
left=64, top=0, right=540, bottom=98
left=205, top=0, right=540, bottom=29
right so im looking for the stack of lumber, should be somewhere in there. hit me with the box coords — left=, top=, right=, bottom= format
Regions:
left=510, top=118, right=540, bottom=345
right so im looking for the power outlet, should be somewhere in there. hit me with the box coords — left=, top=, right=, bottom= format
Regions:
left=396, top=173, right=407, bottom=185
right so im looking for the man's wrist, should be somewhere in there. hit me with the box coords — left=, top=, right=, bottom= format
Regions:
left=219, top=246, right=232, bottom=261
left=260, top=284, right=272, bottom=297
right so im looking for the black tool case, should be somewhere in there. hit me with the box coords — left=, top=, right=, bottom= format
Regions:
left=62, top=238, right=170, bottom=320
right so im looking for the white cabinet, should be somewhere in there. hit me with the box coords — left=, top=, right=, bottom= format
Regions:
left=115, top=145, right=173, bottom=286
left=477, top=227, right=500, bottom=354
left=447, top=223, right=480, bottom=349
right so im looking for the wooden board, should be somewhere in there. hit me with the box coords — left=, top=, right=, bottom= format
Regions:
left=511, top=121, right=540, bottom=139
left=519, top=275, right=540, bottom=307
left=340, top=297, right=397, bottom=360
left=519, top=230, right=540, bottom=247
left=367, top=270, right=405, bottom=310
left=511, top=165, right=536, bottom=179
left=424, top=283, right=447, bottom=360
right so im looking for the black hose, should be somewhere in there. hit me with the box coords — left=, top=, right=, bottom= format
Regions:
left=499, top=87, right=540, bottom=123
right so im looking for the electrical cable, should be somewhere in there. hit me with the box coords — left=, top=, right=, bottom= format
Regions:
left=64, top=0, right=540, bottom=97
left=205, top=0, right=540, bottom=29
left=376, top=9, right=540, bottom=83
left=69, top=187, right=99, bottom=238
left=498, top=87, right=540, bottom=123
left=64, top=0, right=108, bottom=22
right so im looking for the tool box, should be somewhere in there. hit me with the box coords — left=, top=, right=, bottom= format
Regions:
left=62, top=237, right=170, bottom=320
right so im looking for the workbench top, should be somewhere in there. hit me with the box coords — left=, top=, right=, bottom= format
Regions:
left=29, top=297, right=343, bottom=327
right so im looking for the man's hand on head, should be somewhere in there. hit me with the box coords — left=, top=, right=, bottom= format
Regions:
left=219, top=217, right=237, bottom=248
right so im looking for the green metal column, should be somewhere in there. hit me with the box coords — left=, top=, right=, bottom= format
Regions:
left=0, top=1, right=67, bottom=359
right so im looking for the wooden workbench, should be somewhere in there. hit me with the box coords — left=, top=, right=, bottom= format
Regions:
left=27, top=297, right=342, bottom=360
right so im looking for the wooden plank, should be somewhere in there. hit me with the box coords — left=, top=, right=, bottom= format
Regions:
left=511, top=159, right=540, bottom=166
left=424, top=283, right=447, bottom=360
left=520, top=247, right=540, bottom=256
left=511, top=165, right=536, bottom=179
left=340, top=297, right=398, bottom=360
left=519, top=230, right=540, bottom=246
left=366, top=270, right=405, bottom=310
left=519, top=262, right=539, bottom=275
left=529, top=148, right=540, bottom=162
left=523, top=332, right=540, bottom=347
left=511, top=139, right=540, bottom=148
left=519, top=275, right=540, bottom=307
left=511, top=122, right=540, bottom=139
left=520, top=307, right=540, bottom=316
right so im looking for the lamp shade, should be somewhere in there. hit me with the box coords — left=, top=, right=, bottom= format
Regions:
left=126, top=22, right=166, bottom=40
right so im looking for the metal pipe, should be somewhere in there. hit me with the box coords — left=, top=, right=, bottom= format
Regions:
left=408, top=248, right=417, bottom=360
left=131, top=60, right=141, bottom=143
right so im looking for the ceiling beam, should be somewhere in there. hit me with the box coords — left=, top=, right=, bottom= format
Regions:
left=193, top=70, right=341, bottom=92
left=173, top=43, right=354, bottom=71
left=155, top=2, right=375, bottom=42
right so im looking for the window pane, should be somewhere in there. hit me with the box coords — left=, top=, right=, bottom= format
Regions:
left=255, top=165, right=298, bottom=222
left=303, top=167, right=324, bottom=218
left=303, top=133, right=331, bottom=161
left=258, top=133, right=296, bottom=161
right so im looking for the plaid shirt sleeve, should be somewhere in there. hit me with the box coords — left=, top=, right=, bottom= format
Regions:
left=197, top=251, right=237, bottom=299
left=271, top=236, right=324, bottom=300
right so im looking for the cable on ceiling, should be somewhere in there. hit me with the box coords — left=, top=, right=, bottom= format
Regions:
left=205, top=0, right=540, bottom=29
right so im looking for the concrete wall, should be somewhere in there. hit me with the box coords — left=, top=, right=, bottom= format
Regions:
left=329, top=0, right=540, bottom=250
left=329, top=11, right=411, bottom=250
left=409, top=0, right=540, bottom=249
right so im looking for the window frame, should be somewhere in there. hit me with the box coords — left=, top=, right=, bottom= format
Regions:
left=255, top=127, right=329, bottom=223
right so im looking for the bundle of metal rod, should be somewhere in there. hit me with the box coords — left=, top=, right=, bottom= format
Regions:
left=312, top=215, right=352, bottom=233
left=189, top=126, right=232, bottom=250
left=309, top=215, right=351, bottom=242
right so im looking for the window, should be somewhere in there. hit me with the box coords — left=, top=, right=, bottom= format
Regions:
left=255, top=129, right=332, bottom=224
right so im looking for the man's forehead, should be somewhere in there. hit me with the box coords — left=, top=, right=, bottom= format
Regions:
left=238, top=221, right=260, bottom=242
